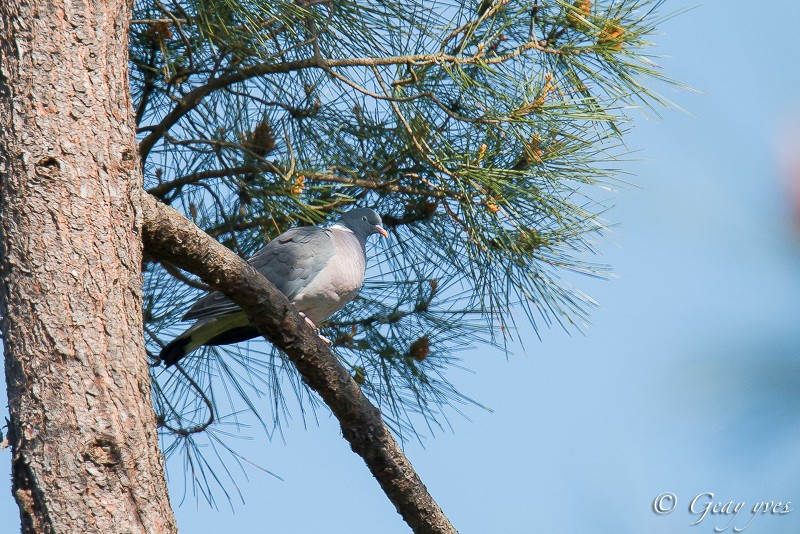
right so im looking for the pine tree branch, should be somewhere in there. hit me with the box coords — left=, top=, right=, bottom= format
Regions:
left=138, top=190, right=458, bottom=534
left=147, top=162, right=456, bottom=200
left=137, top=43, right=559, bottom=160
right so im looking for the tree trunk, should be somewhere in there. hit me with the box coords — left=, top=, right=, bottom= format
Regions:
left=0, top=1, right=177, bottom=532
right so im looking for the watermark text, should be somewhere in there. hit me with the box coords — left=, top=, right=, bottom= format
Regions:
left=652, top=491, right=791, bottom=532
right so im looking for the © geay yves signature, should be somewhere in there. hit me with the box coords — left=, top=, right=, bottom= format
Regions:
left=653, top=491, right=791, bottom=532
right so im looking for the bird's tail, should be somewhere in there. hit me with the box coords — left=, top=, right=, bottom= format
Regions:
left=160, top=312, right=250, bottom=367
left=160, top=335, right=194, bottom=368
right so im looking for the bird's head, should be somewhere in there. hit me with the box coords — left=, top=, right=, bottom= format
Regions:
left=338, top=208, right=389, bottom=240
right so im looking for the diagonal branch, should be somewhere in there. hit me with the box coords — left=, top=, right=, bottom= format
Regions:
left=138, top=190, right=457, bottom=534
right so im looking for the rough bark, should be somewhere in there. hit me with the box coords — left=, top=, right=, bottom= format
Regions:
left=139, top=191, right=458, bottom=534
left=0, top=1, right=177, bottom=533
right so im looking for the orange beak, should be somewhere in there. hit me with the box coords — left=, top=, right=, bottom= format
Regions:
left=375, top=225, right=389, bottom=238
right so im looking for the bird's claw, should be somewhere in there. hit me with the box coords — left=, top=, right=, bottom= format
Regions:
left=299, top=312, right=330, bottom=344
left=299, top=312, right=318, bottom=331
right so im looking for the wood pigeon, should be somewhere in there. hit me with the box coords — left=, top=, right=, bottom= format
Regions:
left=160, top=208, right=388, bottom=367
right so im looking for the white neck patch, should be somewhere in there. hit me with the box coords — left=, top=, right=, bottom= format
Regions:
left=330, top=224, right=354, bottom=234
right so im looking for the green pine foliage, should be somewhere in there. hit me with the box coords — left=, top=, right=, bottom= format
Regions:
left=133, top=0, right=678, bottom=504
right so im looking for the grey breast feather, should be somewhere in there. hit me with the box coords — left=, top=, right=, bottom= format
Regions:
left=289, top=226, right=367, bottom=323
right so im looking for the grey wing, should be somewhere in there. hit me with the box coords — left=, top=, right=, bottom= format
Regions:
left=182, top=226, right=335, bottom=321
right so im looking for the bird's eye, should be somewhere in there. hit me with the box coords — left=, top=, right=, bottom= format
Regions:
left=362, top=216, right=368, bottom=222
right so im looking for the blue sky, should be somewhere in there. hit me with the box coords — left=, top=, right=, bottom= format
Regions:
left=3, top=1, right=800, bottom=532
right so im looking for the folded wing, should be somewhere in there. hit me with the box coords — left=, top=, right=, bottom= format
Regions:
left=182, top=226, right=335, bottom=321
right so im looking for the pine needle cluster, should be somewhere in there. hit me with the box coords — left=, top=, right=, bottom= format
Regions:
left=132, top=0, right=677, bottom=504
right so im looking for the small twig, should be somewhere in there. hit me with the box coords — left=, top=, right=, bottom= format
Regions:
left=161, top=262, right=211, bottom=291
left=148, top=161, right=460, bottom=201
left=131, top=18, right=188, bottom=24
left=152, top=0, right=194, bottom=69
left=160, top=362, right=216, bottom=436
